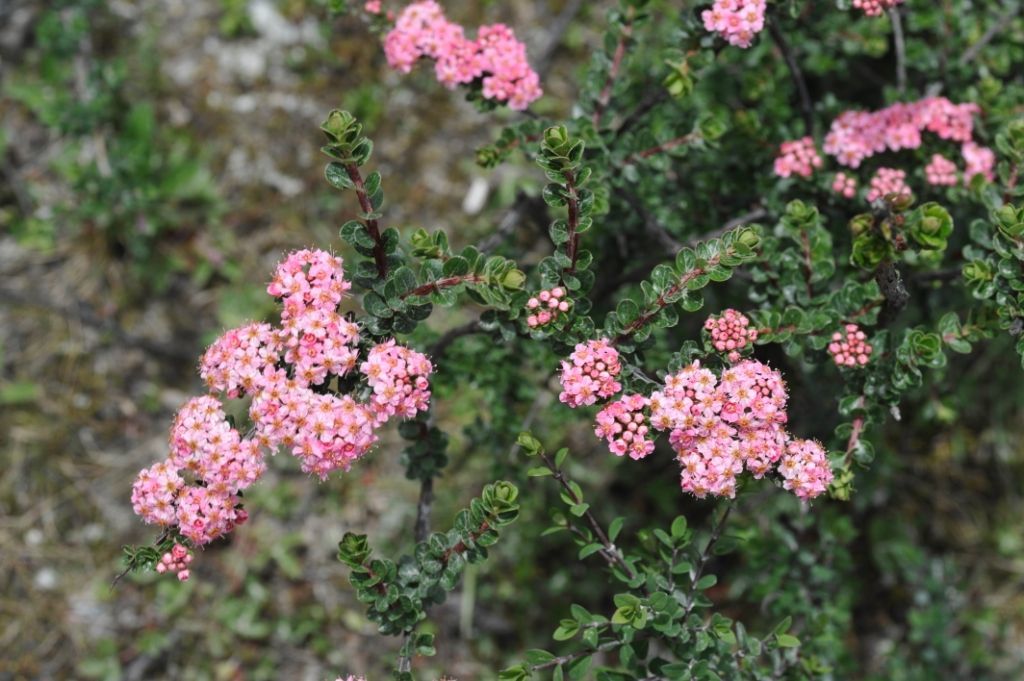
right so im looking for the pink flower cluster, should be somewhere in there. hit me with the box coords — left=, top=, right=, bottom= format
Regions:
left=828, top=324, right=873, bottom=368
left=779, top=439, right=832, bottom=500
left=701, top=0, right=766, bottom=48
left=527, top=287, right=571, bottom=329
left=704, top=309, right=759, bottom=362
left=649, top=360, right=792, bottom=498
left=594, top=394, right=654, bottom=460
left=866, top=167, right=911, bottom=202
left=823, top=97, right=987, bottom=173
left=582, top=360, right=834, bottom=501
left=558, top=339, right=623, bottom=408
left=773, top=137, right=823, bottom=179
left=156, top=543, right=194, bottom=581
left=383, top=1, right=542, bottom=110
left=852, top=0, right=904, bottom=17
left=361, top=340, right=433, bottom=424
left=963, top=141, right=996, bottom=183
left=925, top=154, right=958, bottom=186
left=832, top=172, right=858, bottom=199
left=133, top=249, right=434, bottom=577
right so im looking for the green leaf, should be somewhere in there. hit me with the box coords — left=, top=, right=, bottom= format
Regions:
left=776, top=634, right=801, bottom=648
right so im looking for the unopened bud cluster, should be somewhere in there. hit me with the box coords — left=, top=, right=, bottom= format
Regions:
left=526, top=286, right=571, bottom=328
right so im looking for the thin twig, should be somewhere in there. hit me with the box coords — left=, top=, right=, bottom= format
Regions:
left=536, top=448, right=645, bottom=590
left=682, top=501, right=734, bottom=617
left=889, top=7, right=907, bottom=94
left=593, top=7, right=635, bottom=129
left=767, top=19, right=814, bottom=136
left=959, top=2, right=1022, bottom=66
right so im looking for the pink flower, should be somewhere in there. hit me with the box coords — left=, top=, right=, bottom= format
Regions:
left=647, top=360, right=803, bottom=499
left=132, top=249, right=437, bottom=579
left=360, top=339, right=433, bottom=424
left=702, top=0, right=766, bottom=48
left=773, top=137, right=823, bottom=179
left=924, top=154, right=958, bottom=186
left=962, top=141, right=995, bottom=183
left=832, top=172, right=858, bottom=199
left=824, top=97, right=981, bottom=169
left=594, top=394, right=655, bottom=460
left=383, top=2, right=542, bottom=109
left=851, top=0, right=904, bottom=17
left=779, top=439, right=833, bottom=499
left=558, top=339, right=623, bottom=408
left=866, top=167, right=911, bottom=202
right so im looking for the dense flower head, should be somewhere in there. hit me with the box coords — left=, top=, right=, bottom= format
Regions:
left=773, top=137, right=823, bottom=179
left=156, top=543, right=194, bottom=582
left=866, top=167, right=911, bottom=202
left=832, top=172, right=858, bottom=199
left=829, top=324, right=873, bottom=368
left=133, top=249, right=435, bottom=577
left=383, top=1, right=542, bottom=110
left=277, top=308, right=361, bottom=387
left=704, top=309, right=758, bottom=362
left=925, top=154, right=958, bottom=186
left=267, top=248, right=351, bottom=321
left=962, top=141, right=996, bottom=183
left=360, top=339, right=433, bottom=424
left=779, top=439, right=833, bottom=499
left=851, top=0, right=904, bottom=17
left=645, top=360, right=789, bottom=498
left=824, top=97, right=981, bottom=169
left=131, top=460, right=184, bottom=526
left=558, top=338, right=623, bottom=408
left=701, top=0, right=766, bottom=49
left=363, top=1, right=381, bottom=14
left=595, top=394, right=655, bottom=460
left=200, top=322, right=280, bottom=398
left=526, top=286, right=571, bottom=328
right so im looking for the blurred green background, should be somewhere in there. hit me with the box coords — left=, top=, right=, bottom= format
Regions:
left=2, top=1, right=1024, bottom=679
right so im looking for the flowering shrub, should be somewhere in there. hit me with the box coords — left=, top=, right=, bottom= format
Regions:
left=116, top=0, right=1024, bottom=678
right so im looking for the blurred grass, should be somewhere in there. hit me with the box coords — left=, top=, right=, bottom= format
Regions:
left=1, top=1, right=1023, bottom=679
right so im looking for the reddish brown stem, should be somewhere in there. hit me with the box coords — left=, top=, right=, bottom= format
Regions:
left=400, top=274, right=485, bottom=300
left=614, top=254, right=725, bottom=344
left=344, top=163, right=389, bottom=279
left=844, top=396, right=867, bottom=466
left=625, top=132, right=699, bottom=163
left=592, top=9, right=634, bottom=129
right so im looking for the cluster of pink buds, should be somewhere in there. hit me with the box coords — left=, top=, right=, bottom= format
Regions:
left=594, top=394, right=654, bottom=460
left=363, top=1, right=382, bottom=14
left=866, top=167, right=911, bottom=202
left=132, top=249, right=434, bottom=578
left=779, top=439, right=833, bottom=500
left=832, top=172, right=858, bottom=199
left=526, top=287, right=571, bottom=328
left=851, top=0, right=904, bottom=17
left=558, top=338, right=623, bottom=408
left=925, top=154, right=958, bottom=186
left=383, top=1, right=542, bottom=110
left=156, top=543, right=194, bottom=581
left=704, top=309, right=759, bottom=362
left=701, top=0, right=767, bottom=49
left=773, top=137, right=824, bottom=179
left=828, top=324, right=873, bottom=368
